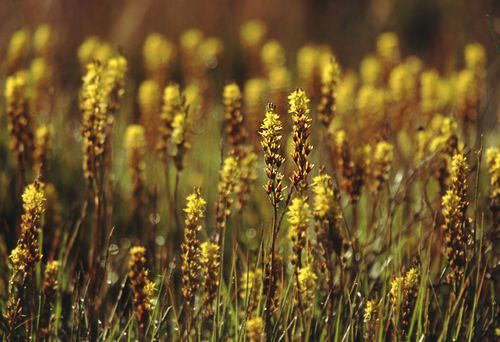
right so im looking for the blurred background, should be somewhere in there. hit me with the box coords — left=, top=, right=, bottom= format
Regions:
left=2, top=0, right=500, bottom=74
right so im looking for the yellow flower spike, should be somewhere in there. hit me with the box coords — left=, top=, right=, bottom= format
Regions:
left=441, top=153, right=471, bottom=285
left=312, top=173, right=335, bottom=219
left=128, top=246, right=155, bottom=337
left=200, top=241, right=220, bottom=320
left=223, top=83, right=246, bottom=153
left=297, top=265, right=317, bottom=307
left=288, top=88, right=311, bottom=116
left=287, top=196, right=311, bottom=266
left=318, top=57, right=341, bottom=127
left=181, top=188, right=206, bottom=305
left=366, top=141, right=394, bottom=193
left=246, top=316, right=265, bottom=342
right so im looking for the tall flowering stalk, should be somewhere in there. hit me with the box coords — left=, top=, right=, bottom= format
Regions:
left=129, top=246, right=156, bottom=339
left=260, top=103, right=285, bottom=323
left=312, top=170, right=344, bottom=284
left=80, top=56, right=127, bottom=316
left=180, top=188, right=206, bottom=334
left=318, top=58, right=340, bottom=129
left=363, top=299, right=379, bottom=340
left=157, top=83, right=181, bottom=215
left=34, top=125, right=51, bottom=183
left=365, top=141, right=394, bottom=193
left=5, top=181, right=46, bottom=340
left=39, top=260, right=60, bottom=339
left=289, top=89, right=313, bottom=195
left=5, top=71, right=34, bottom=188
left=200, top=241, right=220, bottom=322
left=390, top=267, right=420, bottom=340
left=223, top=83, right=247, bottom=156
left=441, top=153, right=471, bottom=286
left=215, top=154, right=240, bottom=242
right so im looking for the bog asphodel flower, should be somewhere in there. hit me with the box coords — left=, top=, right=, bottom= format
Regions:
left=181, top=188, right=206, bottom=305
left=289, top=89, right=313, bottom=194
left=297, top=265, right=317, bottom=308
left=318, top=57, right=341, bottom=128
left=129, top=246, right=156, bottom=337
left=441, top=153, right=471, bottom=284
left=288, top=196, right=311, bottom=266
left=200, top=241, right=220, bottom=320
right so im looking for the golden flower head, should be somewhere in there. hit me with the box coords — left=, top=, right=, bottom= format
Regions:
left=486, top=147, right=500, bottom=192
left=374, top=141, right=394, bottom=163
left=364, top=299, right=378, bottom=322
left=220, top=154, right=240, bottom=187
left=22, top=182, right=46, bottom=214
left=223, top=83, right=242, bottom=106
left=298, top=265, right=317, bottom=304
left=246, top=316, right=265, bottom=342
left=5, top=71, right=28, bottom=101
left=184, top=188, right=206, bottom=223
left=449, top=153, right=469, bottom=185
left=288, top=88, right=310, bottom=115
left=164, top=83, right=183, bottom=109
left=312, top=173, right=335, bottom=219
left=287, top=196, right=311, bottom=231
left=200, top=241, right=220, bottom=264
left=390, top=275, right=404, bottom=301
left=171, top=110, right=189, bottom=146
